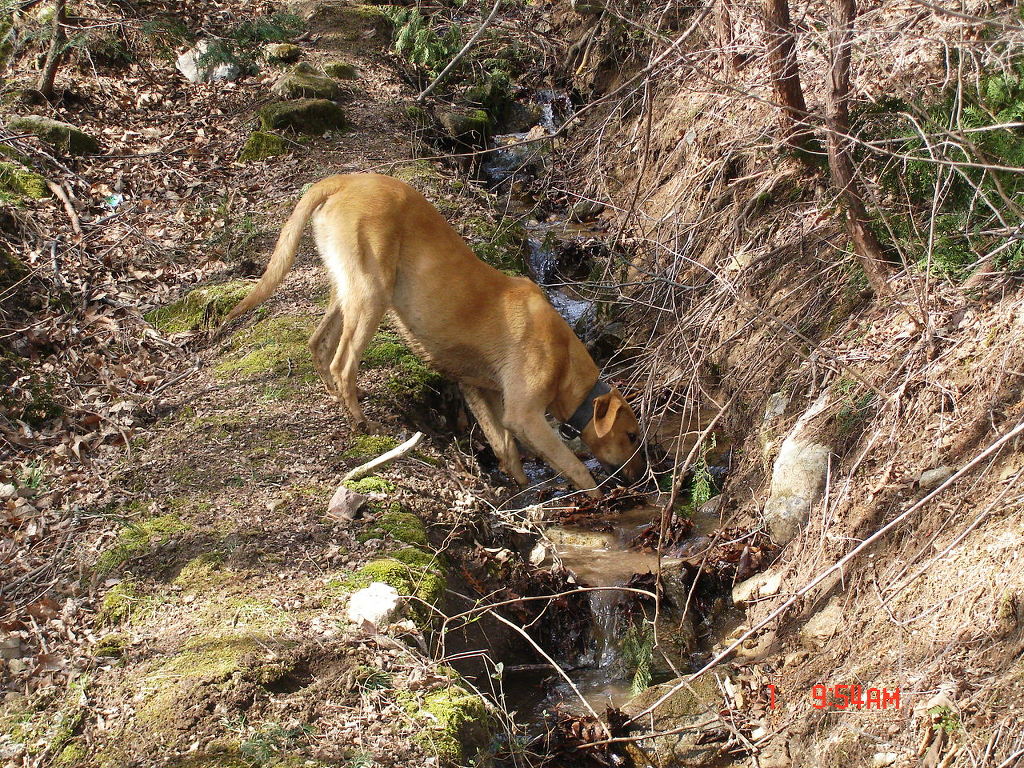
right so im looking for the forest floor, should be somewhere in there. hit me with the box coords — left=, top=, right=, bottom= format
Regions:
left=1, top=4, right=538, bottom=765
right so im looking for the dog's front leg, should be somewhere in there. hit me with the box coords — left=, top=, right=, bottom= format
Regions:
left=503, top=407, right=601, bottom=498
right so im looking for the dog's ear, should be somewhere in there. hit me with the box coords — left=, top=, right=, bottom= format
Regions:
left=593, top=393, right=623, bottom=439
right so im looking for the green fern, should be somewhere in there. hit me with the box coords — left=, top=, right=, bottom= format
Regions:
left=621, top=622, right=654, bottom=696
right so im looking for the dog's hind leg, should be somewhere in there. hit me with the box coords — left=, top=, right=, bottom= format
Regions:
left=329, top=286, right=387, bottom=430
left=309, top=297, right=343, bottom=395
left=463, top=385, right=527, bottom=485
left=502, top=402, right=601, bottom=497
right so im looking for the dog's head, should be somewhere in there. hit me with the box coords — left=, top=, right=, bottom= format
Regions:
left=581, top=388, right=644, bottom=482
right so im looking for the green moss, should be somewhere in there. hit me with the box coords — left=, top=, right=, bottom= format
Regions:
left=309, top=4, right=391, bottom=41
left=437, top=109, right=491, bottom=143
left=324, top=61, right=358, bottom=79
left=136, top=634, right=266, bottom=734
left=6, top=116, right=99, bottom=155
left=258, top=99, right=346, bottom=135
left=98, top=580, right=145, bottom=625
left=362, top=332, right=445, bottom=401
left=415, top=687, right=492, bottom=764
left=343, top=475, right=396, bottom=494
left=214, top=314, right=317, bottom=380
left=145, top=282, right=251, bottom=334
left=0, top=160, right=50, bottom=201
left=95, top=515, right=187, bottom=575
left=94, top=632, right=128, bottom=658
left=174, top=552, right=229, bottom=592
left=343, top=434, right=399, bottom=459
left=238, top=131, right=286, bottom=162
left=47, top=676, right=90, bottom=760
left=54, top=742, right=86, bottom=766
left=357, top=510, right=428, bottom=546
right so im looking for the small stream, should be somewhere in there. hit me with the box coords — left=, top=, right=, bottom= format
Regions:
left=473, top=96, right=747, bottom=743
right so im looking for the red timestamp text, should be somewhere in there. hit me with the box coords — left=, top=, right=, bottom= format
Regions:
left=763, top=684, right=901, bottom=710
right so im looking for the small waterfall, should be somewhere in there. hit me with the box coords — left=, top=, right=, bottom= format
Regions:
left=587, top=588, right=625, bottom=670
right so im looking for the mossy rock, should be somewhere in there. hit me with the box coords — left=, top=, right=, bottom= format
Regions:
left=238, top=131, right=287, bottom=162
left=145, top=281, right=251, bottom=334
left=436, top=109, right=491, bottom=145
left=323, top=61, right=358, bottom=79
left=214, top=314, right=317, bottom=381
left=0, top=160, right=49, bottom=202
left=94, top=515, right=188, bottom=575
left=620, top=674, right=727, bottom=765
left=265, top=42, right=302, bottom=64
left=258, top=98, right=345, bottom=135
left=363, top=330, right=444, bottom=401
left=332, top=554, right=446, bottom=623
left=357, top=509, right=428, bottom=546
left=415, top=686, right=493, bottom=765
left=304, top=3, right=392, bottom=40
left=271, top=62, right=342, bottom=101
left=7, top=115, right=99, bottom=155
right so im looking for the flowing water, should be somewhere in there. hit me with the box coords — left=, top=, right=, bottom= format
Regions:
left=477, top=98, right=745, bottom=731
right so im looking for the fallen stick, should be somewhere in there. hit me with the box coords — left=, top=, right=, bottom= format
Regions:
left=342, top=431, right=424, bottom=482
left=46, top=180, right=81, bottom=235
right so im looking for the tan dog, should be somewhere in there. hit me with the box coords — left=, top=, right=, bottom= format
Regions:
left=221, top=173, right=643, bottom=496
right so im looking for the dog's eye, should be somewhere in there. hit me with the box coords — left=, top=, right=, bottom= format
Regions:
left=627, top=432, right=638, bottom=443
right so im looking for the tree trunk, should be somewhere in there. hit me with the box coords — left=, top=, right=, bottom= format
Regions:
left=764, top=0, right=810, bottom=150
left=37, top=0, right=67, bottom=101
left=826, top=0, right=891, bottom=296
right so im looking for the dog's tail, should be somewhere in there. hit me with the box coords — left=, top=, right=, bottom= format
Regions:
left=217, top=178, right=340, bottom=333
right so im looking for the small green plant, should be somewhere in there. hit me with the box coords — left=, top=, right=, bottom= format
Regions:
left=354, top=665, right=393, bottom=693
left=621, top=621, right=654, bottom=696
left=862, top=59, right=1024, bottom=280
left=19, top=461, right=45, bottom=490
left=383, top=7, right=462, bottom=76
left=690, top=434, right=716, bottom=509
left=928, top=705, right=961, bottom=735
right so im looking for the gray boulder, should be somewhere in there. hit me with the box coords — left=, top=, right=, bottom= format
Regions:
left=176, top=40, right=241, bottom=84
left=271, top=62, right=342, bottom=101
left=763, top=393, right=832, bottom=544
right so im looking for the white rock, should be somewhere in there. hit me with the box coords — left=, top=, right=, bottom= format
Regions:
left=872, top=753, right=898, bottom=767
left=346, top=582, right=403, bottom=628
left=176, top=41, right=242, bottom=84
left=732, top=570, right=782, bottom=607
left=763, top=392, right=833, bottom=544
left=0, top=483, right=15, bottom=499
left=918, top=466, right=955, bottom=489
